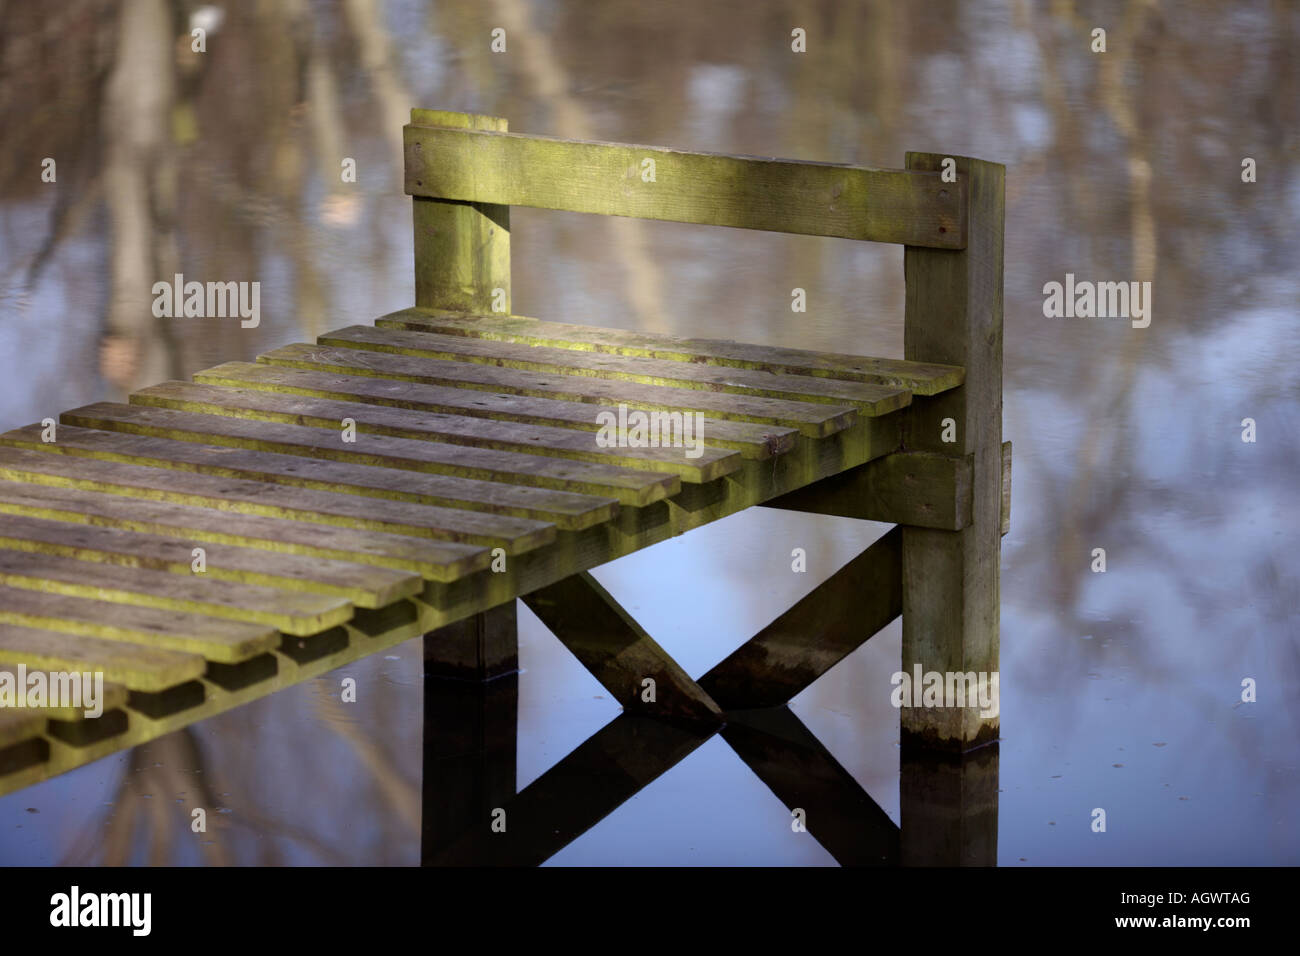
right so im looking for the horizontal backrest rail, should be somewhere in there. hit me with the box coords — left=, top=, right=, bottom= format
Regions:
left=404, top=123, right=967, bottom=249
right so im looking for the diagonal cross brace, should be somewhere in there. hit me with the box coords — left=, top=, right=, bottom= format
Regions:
left=524, top=527, right=901, bottom=720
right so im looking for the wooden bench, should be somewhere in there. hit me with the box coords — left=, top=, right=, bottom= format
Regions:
left=0, top=108, right=1008, bottom=812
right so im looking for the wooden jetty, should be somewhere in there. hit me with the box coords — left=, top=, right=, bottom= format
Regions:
left=0, top=110, right=1008, bottom=866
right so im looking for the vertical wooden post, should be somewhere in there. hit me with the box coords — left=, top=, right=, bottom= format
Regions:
left=408, top=109, right=511, bottom=314
left=900, top=153, right=1005, bottom=752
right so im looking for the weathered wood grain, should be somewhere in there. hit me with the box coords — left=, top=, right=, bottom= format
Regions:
left=0, top=583, right=278, bottom=662
left=258, top=343, right=857, bottom=437
left=0, top=438, right=556, bottom=553
left=5, top=420, right=615, bottom=531
left=900, top=153, right=1005, bottom=752
left=0, top=548, right=354, bottom=637
left=0, top=623, right=206, bottom=691
left=129, top=381, right=744, bottom=482
left=376, top=308, right=966, bottom=395
left=404, top=122, right=965, bottom=249
left=760, top=451, right=973, bottom=530
left=319, top=325, right=912, bottom=412
left=50, top=404, right=679, bottom=507
left=411, top=111, right=511, bottom=315
left=0, top=660, right=128, bottom=721
left=193, top=361, right=799, bottom=459
left=0, top=478, right=489, bottom=581
left=0, top=512, right=421, bottom=609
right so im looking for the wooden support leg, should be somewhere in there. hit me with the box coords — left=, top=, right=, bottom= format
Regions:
left=409, top=109, right=511, bottom=315
left=420, top=603, right=518, bottom=865
left=522, top=572, right=724, bottom=726
left=900, top=154, right=1005, bottom=752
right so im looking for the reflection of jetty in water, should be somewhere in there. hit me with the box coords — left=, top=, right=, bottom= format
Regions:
left=421, top=598, right=998, bottom=867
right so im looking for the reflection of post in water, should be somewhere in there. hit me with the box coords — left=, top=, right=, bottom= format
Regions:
left=420, top=602, right=519, bottom=865
left=901, top=741, right=999, bottom=867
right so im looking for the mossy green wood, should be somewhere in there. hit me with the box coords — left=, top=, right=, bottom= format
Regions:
left=0, top=622, right=206, bottom=691
left=900, top=153, right=1005, bottom=754
left=411, top=414, right=903, bottom=632
left=0, top=708, right=48, bottom=748
left=319, top=325, right=912, bottom=412
left=0, top=599, right=427, bottom=796
left=50, top=404, right=678, bottom=508
left=0, top=478, right=490, bottom=581
left=258, top=343, right=858, bottom=438
left=128, top=381, right=744, bottom=482
left=0, top=440, right=554, bottom=555
left=0, top=583, right=279, bottom=662
left=760, top=450, right=973, bottom=531
left=4, top=422, right=614, bottom=532
left=376, top=308, right=966, bottom=396
left=411, top=111, right=511, bottom=315
left=404, top=122, right=966, bottom=249
left=0, top=661, right=129, bottom=721
left=0, top=512, right=421, bottom=609
left=0, top=547, right=354, bottom=637
left=192, top=362, right=799, bottom=459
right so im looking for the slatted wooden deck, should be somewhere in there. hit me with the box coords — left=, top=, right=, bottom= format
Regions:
left=2, top=108, right=1008, bottom=803
left=0, top=312, right=959, bottom=793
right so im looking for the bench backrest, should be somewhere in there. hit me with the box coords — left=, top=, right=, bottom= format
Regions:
left=404, top=109, right=965, bottom=250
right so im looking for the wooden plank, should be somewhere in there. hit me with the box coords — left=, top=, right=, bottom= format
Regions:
left=405, top=122, right=965, bottom=249
left=0, top=478, right=489, bottom=582
left=0, top=623, right=205, bottom=692
left=0, top=661, right=129, bottom=721
left=760, top=451, right=973, bottom=530
left=415, top=415, right=903, bottom=635
left=0, top=583, right=278, bottom=663
left=48, top=405, right=678, bottom=508
left=377, top=308, right=966, bottom=396
left=411, top=110, right=511, bottom=315
left=1001, top=440, right=1012, bottom=537
left=0, top=548, right=354, bottom=637
left=258, top=343, right=857, bottom=438
left=521, top=572, right=723, bottom=725
left=4, top=420, right=615, bottom=532
left=697, top=528, right=901, bottom=710
left=0, top=440, right=556, bottom=553
left=0, top=512, right=421, bottom=609
left=320, top=325, right=913, bottom=412
left=424, top=601, right=518, bottom=681
left=129, top=381, right=744, bottom=482
left=0, top=708, right=47, bottom=747
left=900, top=153, right=1005, bottom=752
left=1, top=589, right=426, bottom=796
left=194, top=361, right=799, bottom=459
